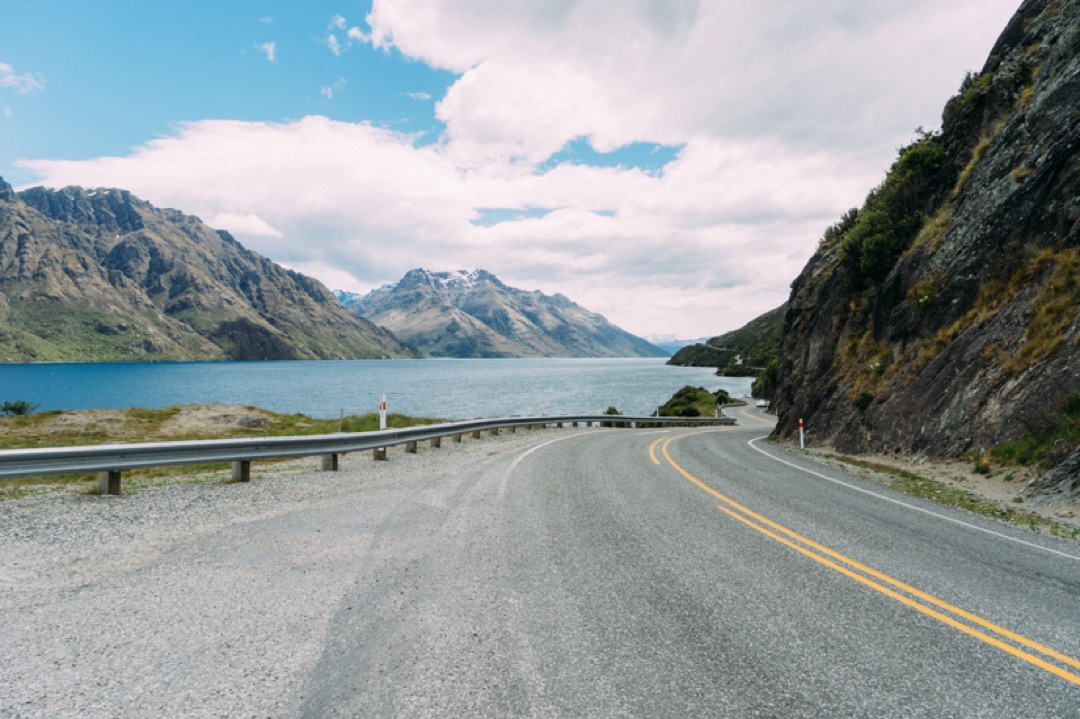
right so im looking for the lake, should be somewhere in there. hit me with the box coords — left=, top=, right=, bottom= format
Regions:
left=0, top=359, right=750, bottom=420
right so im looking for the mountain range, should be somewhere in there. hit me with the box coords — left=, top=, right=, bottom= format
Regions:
left=339, top=268, right=668, bottom=359
left=0, top=179, right=414, bottom=361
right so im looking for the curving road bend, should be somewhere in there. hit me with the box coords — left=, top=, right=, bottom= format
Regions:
left=2, top=406, right=1078, bottom=717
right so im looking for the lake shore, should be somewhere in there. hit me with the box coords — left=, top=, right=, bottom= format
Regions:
left=3, top=404, right=1076, bottom=542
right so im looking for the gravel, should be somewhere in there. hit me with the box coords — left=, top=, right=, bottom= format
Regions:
left=0, top=430, right=561, bottom=719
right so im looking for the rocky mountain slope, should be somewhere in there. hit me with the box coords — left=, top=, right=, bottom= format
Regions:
left=668, top=303, right=785, bottom=375
left=774, top=0, right=1079, bottom=499
left=0, top=179, right=414, bottom=361
left=341, top=268, right=668, bottom=358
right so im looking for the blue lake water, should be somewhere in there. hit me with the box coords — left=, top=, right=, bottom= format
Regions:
left=0, top=359, right=750, bottom=420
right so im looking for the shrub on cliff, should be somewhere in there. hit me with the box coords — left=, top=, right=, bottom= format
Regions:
left=839, top=133, right=946, bottom=288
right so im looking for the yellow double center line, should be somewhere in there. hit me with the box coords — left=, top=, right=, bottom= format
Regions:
left=649, top=432, right=1080, bottom=687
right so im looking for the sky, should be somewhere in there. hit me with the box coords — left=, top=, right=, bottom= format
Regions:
left=0, top=1, right=1022, bottom=341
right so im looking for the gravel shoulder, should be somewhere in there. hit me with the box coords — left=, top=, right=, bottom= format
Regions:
left=0, top=429, right=567, bottom=719
left=796, top=444, right=1080, bottom=531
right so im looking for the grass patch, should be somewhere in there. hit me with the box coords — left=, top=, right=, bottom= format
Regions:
left=991, top=393, right=1080, bottom=469
left=1006, top=248, right=1080, bottom=372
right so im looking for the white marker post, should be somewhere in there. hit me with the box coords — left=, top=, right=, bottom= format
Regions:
left=373, top=394, right=389, bottom=461
left=799, top=418, right=805, bottom=449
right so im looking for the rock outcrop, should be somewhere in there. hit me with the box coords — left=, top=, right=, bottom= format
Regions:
left=342, top=268, right=668, bottom=358
left=775, top=0, right=1080, bottom=493
left=0, top=179, right=415, bottom=361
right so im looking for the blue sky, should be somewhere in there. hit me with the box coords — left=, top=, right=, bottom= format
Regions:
left=1, top=1, right=1021, bottom=338
left=1, top=2, right=456, bottom=176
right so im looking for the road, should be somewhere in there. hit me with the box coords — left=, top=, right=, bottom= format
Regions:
left=2, top=406, right=1078, bottom=717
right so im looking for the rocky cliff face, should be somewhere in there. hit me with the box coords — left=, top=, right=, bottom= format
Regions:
left=0, top=180, right=415, bottom=361
left=776, top=0, right=1079, bottom=493
left=344, top=268, right=668, bottom=358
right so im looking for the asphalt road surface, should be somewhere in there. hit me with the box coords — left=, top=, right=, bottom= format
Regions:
left=3, top=405, right=1078, bottom=717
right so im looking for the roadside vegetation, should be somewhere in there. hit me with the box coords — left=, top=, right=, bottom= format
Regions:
left=990, top=393, right=1080, bottom=469
left=824, top=454, right=1079, bottom=541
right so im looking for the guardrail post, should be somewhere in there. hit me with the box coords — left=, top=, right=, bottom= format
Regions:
left=431, top=436, right=442, bottom=449
left=509, top=426, right=516, bottom=433
left=492, top=427, right=500, bottom=436
left=453, top=433, right=462, bottom=443
left=98, top=470, right=121, bottom=496
left=320, top=453, right=339, bottom=471
left=373, top=447, right=388, bottom=461
left=232, top=460, right=251, bottom=482
left=472, top=430, right=482, bottom=439
left=406, top=440, right=418, bottom=454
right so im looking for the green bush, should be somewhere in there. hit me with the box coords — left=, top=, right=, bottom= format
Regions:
left=657, top=386, right=721, bottom=417
left=1, top=400, right=40, bottom=417
left=853, top=392, right=875, bottom=411
left=839, top=134, right=946, bottom=289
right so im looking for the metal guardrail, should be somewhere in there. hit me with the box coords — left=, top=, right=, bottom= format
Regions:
left=0, top=414, right=736, bottom=494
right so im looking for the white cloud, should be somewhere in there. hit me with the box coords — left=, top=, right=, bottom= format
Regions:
left=256, top=42, right=277, bottom=63
left=16, top=0, right=1021, bottom=337
left=377, top=0, right=1016, bottom=166
left=16, top=116, right=874, bottom=336
left=320, top=79, right=347, bottom=100
left=406, top=91, right=431, bottom=101
left=326, top=15, right=370, bottom=55
left=0, top=61, right=45, bottom=95
left=206, top=212, right=283, bottom=238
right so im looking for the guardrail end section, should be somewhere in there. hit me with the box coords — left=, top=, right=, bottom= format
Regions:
left=98, top=470, right=121, bottom=496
